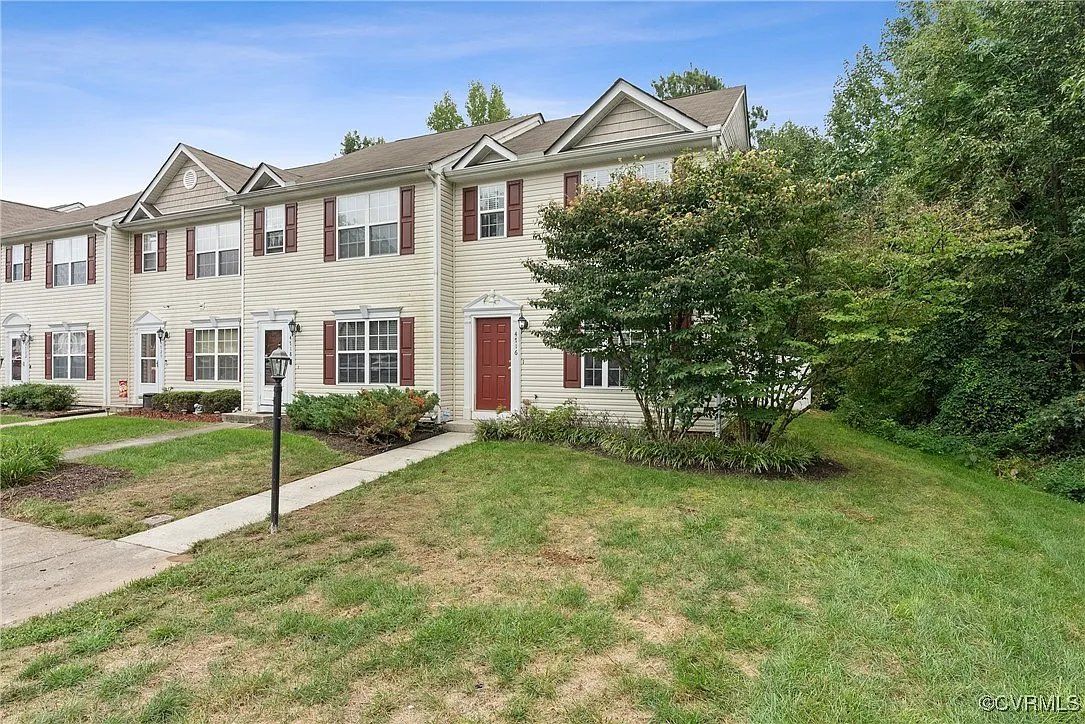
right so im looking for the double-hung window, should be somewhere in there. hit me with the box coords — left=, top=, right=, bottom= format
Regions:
left=264, top=206, right=285, bottom=254
left=53, top=237, right=87, bottom=287
left=337, top=189, right=399, bottom=259
left=11, top=245, right=24, bottom=281
left=193, top=328, right=239, bottom=381
left=336, top=319, right=399, bottom=385
left=52, top=331, right=87, bottom=380
left=583, top=353, right=627, bottom=388
left=142, top=232, right=158, bottom=272
left=582, top=160, right=672, bottom=188
left=195, top=222, right=241, bottom=278
left=479, top=183, right=506, bottom=239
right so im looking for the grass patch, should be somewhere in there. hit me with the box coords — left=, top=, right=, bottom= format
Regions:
left=5, top=429, right=350, bottom=538
left=0, top=415, right=199, bottom=451
left=1, top=413, right=1081, bottom=722
left=0, top=413, right=33, bottom=425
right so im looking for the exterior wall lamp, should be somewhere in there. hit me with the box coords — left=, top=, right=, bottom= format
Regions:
left=156, top=328, right=169, bottom=342
left=517, top=309, right=529, bottom=332
left=288, top=319, right=302, bottom=336
left=19, top=331, right=31, bottom=345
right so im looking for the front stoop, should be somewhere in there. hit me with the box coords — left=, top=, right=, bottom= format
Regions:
left=445, top=420, right=475, bottom=433
left=222, top=411, right=272, bottom=424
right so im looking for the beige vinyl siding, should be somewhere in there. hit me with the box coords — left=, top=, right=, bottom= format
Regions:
left=438, top=175, right=457, bottom=410
left=127, top=212, right=243, bottom=400
left=153, top=161, right=229, bottom=215
left=240, top=175, right=437, bottom=410
left=0, top=239, right=106, bottom=405
left=576, top=99, right=680, bottom=148
left=722, top=97, right=751, bottom=151
left=107, top=228, right=132, bottom=406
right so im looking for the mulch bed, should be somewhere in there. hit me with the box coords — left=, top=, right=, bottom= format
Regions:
left=1, top=463, right=131, bottom=504
left=255, top=417, right=444, bottom=459
left=119, top=409, right=224, bottom=423
left=1, top=407, right=105, bottom=420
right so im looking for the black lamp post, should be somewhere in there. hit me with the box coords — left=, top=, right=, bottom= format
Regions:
left=266, top=347, right=292, bottom=533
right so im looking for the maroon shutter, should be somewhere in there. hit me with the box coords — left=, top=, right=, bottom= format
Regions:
left=507, top=179, right=523, bottom=236
left=185, top=227, right=196, bottom=280
left=4, top=245, right=10, bottom=283
left=45, top=242, right=54, bottom=288
left=564, top=172, right=581, bottom=207
left=86, top=330, right=96, bottom=380
left=133, top=233, right=143, bottom=274
left=285, top=202, right=298, bottom=253
left=462, top=186, right=478, bottom=241
left=184, top=328, right=195, bottom=381
left=24, top=243, right=32, bottom=281
left=323, top=321, right=337, bottom=384
left=399, top=186, right=415, bottom=255
left=253, top=208, right=265, bottom=256
left=323, top=197, right=337, bottom=261
left=563, top=351, right=581, bottom=388
left=87, top=234, right=97, bottom=284
left=157, top=230, right=167, bottom=272
left=400, top=316, right=415, bottom=386
left=44, top=332, right=53, bottom=379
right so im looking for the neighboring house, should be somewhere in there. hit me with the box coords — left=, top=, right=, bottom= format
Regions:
left=0, top=79, right=750, bottom=421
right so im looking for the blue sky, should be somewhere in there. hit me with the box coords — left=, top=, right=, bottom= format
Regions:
left=1, top=1, right=894, bottom=207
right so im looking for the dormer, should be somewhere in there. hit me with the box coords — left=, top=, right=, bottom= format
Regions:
left=124, top=144, right=253, bottom=223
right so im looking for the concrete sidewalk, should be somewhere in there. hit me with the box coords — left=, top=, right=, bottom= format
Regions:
left=63, top=422, right=252, bottom=461
left=121, top=432, right=473, bottom=554
left=0, top=411, right=108, bottom=429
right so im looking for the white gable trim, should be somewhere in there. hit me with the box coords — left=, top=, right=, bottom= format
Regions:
left=452, top=136, right=518, bottom=170
left=430, top=114, right=545, bottom=171
left=464, top=290, right=519, bottom=313
left=238, top=164, right=290, bottom=195
left=123, top=144, right=236, bottom=223
left=2, top=313, right=31, bottom=332
left=132, top=311, right=166, bottom=330
left=545, top=79, right=706, bottom=156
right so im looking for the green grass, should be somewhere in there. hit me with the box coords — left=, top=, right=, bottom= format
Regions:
left=1, top=413, right=1081, bottom=723
left=0, top=415, right=199, bottom=451
left=0, top=413, right=34, bottom=425
left=5, top=429, right=350, bottom=538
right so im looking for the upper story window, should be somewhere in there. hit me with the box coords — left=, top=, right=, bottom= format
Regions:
left=264, top=206, right=285, bottom=254
left=337, top=189, right=398, bottom=260
left=53, top=237, right=87, bottom=287
left=193, top=327, right=240, bottom=381
left=52, top=330, right=87, bottom=380
left=582, top=160, right=672, bottom=188
left=583, top=353, right=626, bottom=388
left=336, top=318, right=399, bottom=385
left=142, top=232, right=158, bottom=272
left=479, top=183, right=506, bottom=239
left=11, top=244, right=24, bottom=281
left=195, top=222, right=240, bottom=278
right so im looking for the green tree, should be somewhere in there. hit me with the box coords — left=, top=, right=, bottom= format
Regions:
left=651, top=65, right=724, bottom=99
left=488, top=85, right=511, bottom=124
left=465, top=81, right=490, bottom=126
left=339, top=130, right=384, bottom=156
left=426, top=91, right=466, bottom=132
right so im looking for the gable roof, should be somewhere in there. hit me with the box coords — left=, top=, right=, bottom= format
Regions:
left=124, top=143, right=254, bottom=223
left=0, top=200, right=65, bottom=235
left=2, top=193, right=141, bottom=238
left=185, top=146, right=256, bottom=192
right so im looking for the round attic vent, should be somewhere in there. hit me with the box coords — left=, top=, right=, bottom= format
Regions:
left=182, top=168, right=198, bottom=190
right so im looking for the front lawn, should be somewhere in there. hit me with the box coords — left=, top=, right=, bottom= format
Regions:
left=0, top=413, right=34, bottom=425
left=0, top=415, right=200, bottom=451
left=2, top=414, right=1082, bottom=723
left=3, top=429, right=351, bottom=539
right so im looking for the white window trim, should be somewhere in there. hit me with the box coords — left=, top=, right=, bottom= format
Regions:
left=335, top=317, right=400, bottom=386
left=10, top=245, right=25, bottom=282
left=582, top=159, right=672, bottom=188
left=52, top=236, right=88, bottom=288
left=7, top=332, right=27, bottom=383
left=478, top=183, right=507, bottom=240
left=264, top=205, right=285, bottom=254
left=52, top=329, right=88, bottom=381
left=193, top=326, right=240, bottom=382
left=194, top=222, right=241, bottom=279
left=142, top=231, right=158, bottom=272
left=335, top=189, right=400, bottom=260
left=582, top=354, right=627, bottom=389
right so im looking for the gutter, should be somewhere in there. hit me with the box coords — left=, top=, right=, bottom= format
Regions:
left=226, top=163, right=431, bottom=204
left=117, top=204, right=240, bottom=232
left=425, top=167, right=443, bottom=403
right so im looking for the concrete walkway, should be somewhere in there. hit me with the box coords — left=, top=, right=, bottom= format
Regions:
left=2, top=431, right=473, bottom=625
left=0, top=411, right=109, bottom=429
left=63, top=422, right=252, bottom=461
left=122, top=432, right=473, bottom=553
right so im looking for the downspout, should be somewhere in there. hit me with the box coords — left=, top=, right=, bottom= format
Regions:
left=238, top=204, right=246, bottom=412
left=95, top=221, right=111, bottom=408
left=425, top=167, right=443, bottom=413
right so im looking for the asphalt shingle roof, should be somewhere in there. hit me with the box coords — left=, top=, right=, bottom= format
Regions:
left=0, top=201, right=65, bottom=235
left=1, top=193, right=140, bottom=237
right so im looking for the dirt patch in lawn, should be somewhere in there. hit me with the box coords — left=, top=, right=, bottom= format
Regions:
left=119, top=408, right=224, bottom=423
left=0, top=463, right=130, bottom=503
left=255, top=418, right=444, bottom=459
left=0, top=406, right=104, bottom=420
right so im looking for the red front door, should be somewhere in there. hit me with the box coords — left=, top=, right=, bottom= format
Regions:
left=475, top=317, right=511, bottom=411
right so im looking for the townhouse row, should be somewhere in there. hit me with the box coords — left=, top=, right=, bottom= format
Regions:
left=0, top=79, right=751, bottom=421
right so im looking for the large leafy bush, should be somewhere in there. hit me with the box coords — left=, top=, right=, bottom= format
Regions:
left=0, top=383, right=77, bottom=411
left=0, top=436, right=61, bottom=486
left=150, top=390, right=204, bottom=414
left=199, top=389, right=242, bottom=414
left=286, top=389, right=439, bottom=442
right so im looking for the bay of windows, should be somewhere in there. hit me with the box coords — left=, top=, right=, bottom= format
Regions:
left=337, top=189, right=398, bottom=259
left=142, top=232, right=158, bottom=272
left=11, top=244, right=24, bottom=281
left=479, top=183, right=506, bottom=239
left=52, top=331, right=87, bottom=380
left=195, top=222, right=241, bottom=278
left=264, top=205, right=285, bottom=254
left=52, top=237, right=87, bottom=287
left=337, top=319, right=399, bottom=385
left=194, top=327, right=239, bottom=381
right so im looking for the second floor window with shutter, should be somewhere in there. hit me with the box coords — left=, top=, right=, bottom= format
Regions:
left=195, top=222, right=241, bottom=278
left=53, top=237, right=87, bottom=287
left=11, top=245, right=24, bottom=281
left=479, top=184, right=505, bottom=239
left=337, top=189, right=399, bottom=259
left=142, top=232, right=158, bottom=272
left=265, top=206, right=285, bottom=254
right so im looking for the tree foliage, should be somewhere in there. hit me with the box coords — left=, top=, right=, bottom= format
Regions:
left=339, top=130, right=384, bottom=156
left=428, top=82, right=511, bottom=132
left=651, top=65, right=724, bottom=99
left=426, top=91, right=466, bottom=132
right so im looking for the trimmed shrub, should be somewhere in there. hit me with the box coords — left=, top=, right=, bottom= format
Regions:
left=200, top=389, right=242, bottom=414
left=150, top=390, right=203, bottom=414
left=0, top=436, right=62, bottom=486
left=0, top=383, right=77, bottom=412
left=476, top=403, right=819, bottom=475
left=286, top=388, right=440, bottom=443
